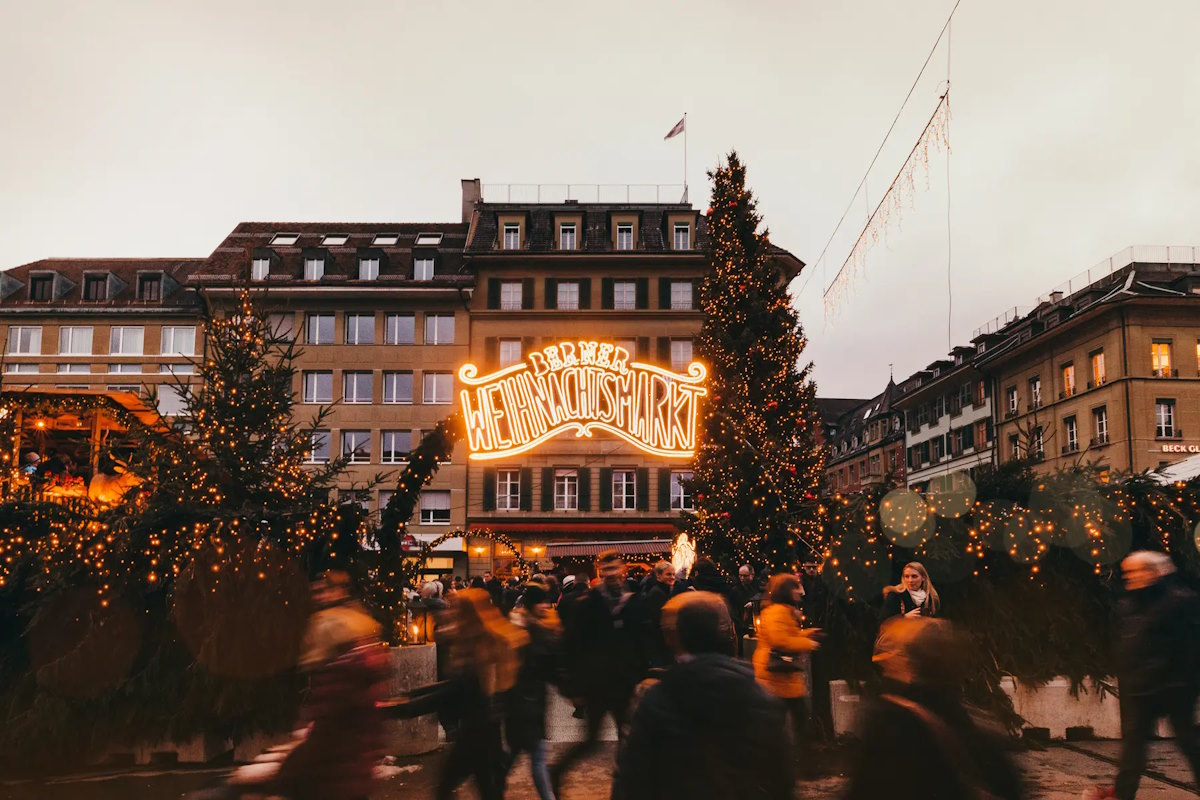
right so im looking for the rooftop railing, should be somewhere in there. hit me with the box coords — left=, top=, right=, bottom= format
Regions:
left=481, top=184, right=689, bottom=205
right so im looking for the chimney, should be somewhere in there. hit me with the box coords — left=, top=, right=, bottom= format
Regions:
left=461, top=178, right=481, bottom=224
left=1049, top=290, right=1064, bottom=304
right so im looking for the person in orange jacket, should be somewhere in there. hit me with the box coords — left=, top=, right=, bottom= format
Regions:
left=753, top=572, right=821, bottom=768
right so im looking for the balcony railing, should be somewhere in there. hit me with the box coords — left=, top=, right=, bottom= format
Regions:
left=481, top=184, right=689, bottom=204
left=1152, top=368, right=1179, bottom=378
left=1090, top=435, right=1110, bottom=447
left=1062, top=443, right=1079, bottom=455
left=1059, top=388, right=1076, bottom=400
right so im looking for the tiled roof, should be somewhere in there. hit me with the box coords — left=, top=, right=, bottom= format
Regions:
left=0, top=258, right=203, bottom=308
left=197, top=221, right=471, bottom=284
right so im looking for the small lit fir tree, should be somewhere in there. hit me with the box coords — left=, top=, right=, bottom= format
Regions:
left=689, top=152, right=825, bottom=574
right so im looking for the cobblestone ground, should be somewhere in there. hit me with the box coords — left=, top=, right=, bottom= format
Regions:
left=3, top=741, right=1199, bottom=799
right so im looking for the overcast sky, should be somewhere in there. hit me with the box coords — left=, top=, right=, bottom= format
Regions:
left=2, top=0, right=1198, bottom=398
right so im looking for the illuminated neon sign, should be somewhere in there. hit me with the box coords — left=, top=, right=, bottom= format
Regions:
left=458, top=340, right=707, bottom=461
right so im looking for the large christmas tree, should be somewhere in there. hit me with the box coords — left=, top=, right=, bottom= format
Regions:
left=690, top=152, right=825, bottom=574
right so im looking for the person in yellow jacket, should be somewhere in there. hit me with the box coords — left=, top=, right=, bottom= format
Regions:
left=754, top=572, right=821, bottom=768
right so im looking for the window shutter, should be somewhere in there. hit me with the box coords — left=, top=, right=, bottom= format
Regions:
left=657, top=338, right=670, bottom=364
left=635, top=278, right=649, bottom=309
left=482, top=468, right=496, bottom=511
left=541, top=467, right=555, bottom=511
left=659, top=277, right=671, bottom=309
left=545, top=278, right=559, bottom=310
left=522, top=337, right=536, bottom=362
left=601, top=278, right=614, bottom=309
left=522, top=277, right=535, bottom=310
left=986, top=417, right=995, bottom=442
left=520, top=468, right=533, bottom=511
left=636, top=337, right=650, bottom=359
left=657, top=468, right=672, bottom=511
left=691, top=279, right=700, bottom=310
left=487, top=278, right=500, bottom=309
left=577, top=468, right=591, bottom=511
left=636, top=467, right=650, bottom=511
left=484, top=337, right=497, bottom=369
left=599, top=468, right=612, bottom=512
left=578, top=278, right=591, bottom=309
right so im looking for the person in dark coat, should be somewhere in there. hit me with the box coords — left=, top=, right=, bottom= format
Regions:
left=552, top=550, right=649, bottom=795
left=612, top=591, right=793, bottom=800
left=844, top=616, right=1022, bottom=800
left=484, top=571, right=503, bottom=607
left=1092, top=551, right=1200, bottom=800
left=641, top=561, right=676, bottom=668
left=506, top=581, right=563, bottom=800
left=880, top=561, right=940, bottom=620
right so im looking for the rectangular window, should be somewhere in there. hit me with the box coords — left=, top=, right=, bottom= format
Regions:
left=1091, top=350, right=1106, bottom=386
left=157, top=385, right=188, bottom=417
left=497, top=469, right=521, bottom=511
left=57, top=364, right=90, bottom=374
left=358, top=258, right=379, bottom=281
left=612, top=469, right=636, bottom=511
left=107, top=384, right=141, bottom=395
left=306, top=314, right=334, bottom=344
left=338, top=489, right=370, bottom=513
left=6, top=363, right=38, bottom=374
left=500, top=281, right=523, bottom=310
left=615, top=338, right=637, bottom=359
left=58, top=326, right=93, bottom=355
left=554, top=469, right=578, bottom=511
left=302, top=371, right=333, bottom=403
left=343, top=371, right=373, bottom=404
left=503, top=224, right=521, bottom=250
left=616, top=223, right=634, bottom=251
left=1032, top=427, right=1044, bottom=458
left=161, top=364, right=192, bottom=375
left=1156, top=400, right=1176, bottom=438
left=267, top=313, right=295, bottom=342
left=419, top=491, right=452, bottom=524
left=109, top=326, right=144, bottom=355
left=414, top=257, right=435, bottom=280
left=1064, top=416, right=1078, bottom=452
left=381, top=430, right=411, bottom=463
left=270, top=233, right=300, bottom=246
left=423, top=372, right=453, bottom=404
left=342, top=430, right=371, bottom=463
left=383, top=371, right=413, bottom=404
left=424, top=314, right=455, bottom=345
left=304, top=258, right=325, bottom=281
left=1152, top=340, right=1172, bottom=376
left=161, top=326, right=196, bottom=356
left=1009, top=434, right=1020, bottom=459
left=556, top=281, right=580, bottom=311
left=83, top=274, right=107, bottom=301
left=670, top=281, right=694, bottom=310
left=673, top=223, right=691, bottom=250
left=1061, top=363, right=1075, bottom=397
left=384, top=314, right=415, bottom=345
left=559, top=223, right=577, bottom=250
left=373, top=233, right=399, bottom=246
left=321, top=234, right=349, bottom=247
left=670, top=471, right=694, bottom=511
left=1029, top=377, right=1041, bottom=408
left=345, top=314, right=375, bottom=345
left=613, top=280, right=636, bottom=310
left=29, top=275, right=53, bottom=302
left=499, top=339, right=522, bottom=368
left=111, top=363, right=142, bottom=374
left=934, top=395, right=946, bottom=418
left=1093, top=406, right=1109, bottom=444
left=137, top=274, right=161, bottom=301
left=308, top=430, right=330, bottom=463
left=415, top=232, right=442, bottom=247
left=251, top=258, right=270, bottom=281
left=670, top=339, right=693, bottom=372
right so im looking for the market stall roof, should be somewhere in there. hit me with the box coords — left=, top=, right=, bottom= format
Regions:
left=2, top=387, right=164, bottom=429
left=1152, top=453, right=1200, bottom=484
left=544, top=539, right=673, bottom=557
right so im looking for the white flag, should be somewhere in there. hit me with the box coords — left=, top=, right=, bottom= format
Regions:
left=663, top=117, right=686, bottom=140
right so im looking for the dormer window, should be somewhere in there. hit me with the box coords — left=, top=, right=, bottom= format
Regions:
left=559, top=223, right=577, bottom=251
left=358, top=258, right=380, bottom=281
left=83, top=274, right=107, bottom=302
left=29, top=275, right=53, bottom=302
left=617, top=223, right=634, bottom=251
left=503, top=223, right=521, bottom=250
left=372, top=233, right=400, bottom=246
left=251, top=258, right=270, bottom=281
left=137, top=274, right=161, bottom=302
left=673, top=222, right=691, bottom=250
left=414, top=257, right=435, bottom=281
left=321, top=234, right=349, bottom=246
left=304, top=258, right=325, bottom=281
left=270, top=233, right=300, bottom=246
left=414, top=232, right=443, bottom=247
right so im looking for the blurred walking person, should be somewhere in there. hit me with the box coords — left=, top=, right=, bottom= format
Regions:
left=437, top=588, right=529, bottom=800
left=506, top=580, right=563, bottom=800
left=845, top=616, right=1021, bottom=800
left=1088, top=551, right=1200, bottom=800
left=612, top=592, right=793, bottom=800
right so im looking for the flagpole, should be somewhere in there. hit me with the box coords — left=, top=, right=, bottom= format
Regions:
left=683, top=112, right=688, bottom=203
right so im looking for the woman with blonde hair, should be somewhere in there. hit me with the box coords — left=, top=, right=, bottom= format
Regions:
left=753, top=572, right=821, bottom=772
left=437, top=588, right=529, bottom=800
left=881, top=561, right=940, bottom=620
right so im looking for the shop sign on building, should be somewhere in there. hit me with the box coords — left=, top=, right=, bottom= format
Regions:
left=459, top=340, right=707, bottom=460
left=1161, top=443, right=1200, bottom=454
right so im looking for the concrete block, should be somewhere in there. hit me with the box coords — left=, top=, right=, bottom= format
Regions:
left=385, top=644, right=440, bottom=756
left=1001, top=677, right=1121, bottom=740
left=830, top=680, right=864, bottom=737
